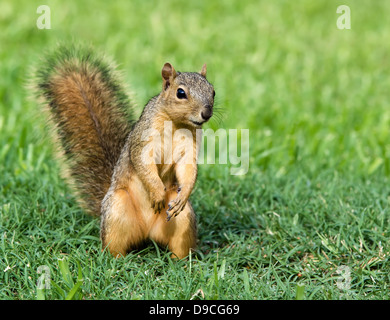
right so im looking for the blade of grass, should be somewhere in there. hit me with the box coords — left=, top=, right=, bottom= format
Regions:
left=36, top=288, right=45, bottom=300
left=295, top=284, right=305, bottom=300
left=65, top=281, right=83, bottom=300
left=58, top=258, right=74, bottom=288
left=242, top=268, right=250, bottom=296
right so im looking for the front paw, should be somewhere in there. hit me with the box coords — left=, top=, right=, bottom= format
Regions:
left=166, top=194, right=187, bottom=221
left=150, top=189, right=166, bottom=214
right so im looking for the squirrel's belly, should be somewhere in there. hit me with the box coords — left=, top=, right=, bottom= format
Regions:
left=127, top=173, right=179, bottom=233
left=127, top=174, right=176, bottom=222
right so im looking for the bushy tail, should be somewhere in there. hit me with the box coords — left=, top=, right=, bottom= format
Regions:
left=35, top=45, right=134, bottom=216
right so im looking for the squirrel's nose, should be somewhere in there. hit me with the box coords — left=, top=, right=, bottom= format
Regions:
left=201, top=105, right=213, bottom=120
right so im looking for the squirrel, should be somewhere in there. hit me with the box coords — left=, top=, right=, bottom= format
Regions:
left=35, top=45, right=215, bottom=259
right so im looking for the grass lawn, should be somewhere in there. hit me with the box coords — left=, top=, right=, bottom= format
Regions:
left=1, top=0, right=390, bottom=300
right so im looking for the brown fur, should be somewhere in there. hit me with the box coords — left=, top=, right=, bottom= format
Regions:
left=36, top=48, right=214, bottom=259
left=101, top=63, right=214, bottom=258
left=36, top=49, right=133, bottom=216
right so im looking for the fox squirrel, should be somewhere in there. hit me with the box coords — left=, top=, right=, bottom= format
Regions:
left=35, top=45, right=215, bottom=259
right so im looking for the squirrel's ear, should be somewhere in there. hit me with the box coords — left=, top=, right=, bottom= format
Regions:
left=200, top=63, right=207, bottom=77
left=162, top=63, right=177, bottom=90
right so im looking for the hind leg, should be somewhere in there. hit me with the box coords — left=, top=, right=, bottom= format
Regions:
left=167, top=202, right=197, bottom=259
left=100, top=188, right=147, bottom=257
left=148, top=189, right=197, bottom=259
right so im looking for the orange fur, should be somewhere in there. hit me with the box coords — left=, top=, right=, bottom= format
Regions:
left=101, top=62, right=213, bottom=259
left=36, top=47, right=214, bottom=259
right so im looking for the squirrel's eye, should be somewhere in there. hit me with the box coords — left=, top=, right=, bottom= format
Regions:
left=213, top=90, right=216, bottom=98
left=176, top=88, right=187, bottom=99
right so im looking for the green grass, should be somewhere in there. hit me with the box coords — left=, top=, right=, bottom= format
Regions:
left=1, top=0, right=390, bottom=300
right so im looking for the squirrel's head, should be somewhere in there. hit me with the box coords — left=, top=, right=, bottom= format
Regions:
left=159, top=62, right=215, bottom=127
